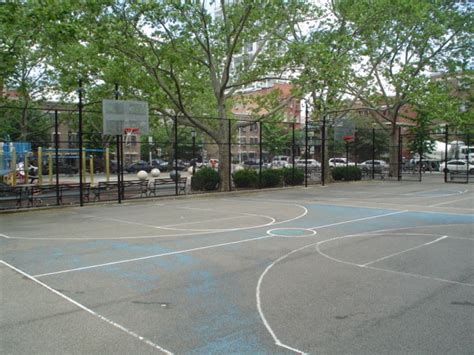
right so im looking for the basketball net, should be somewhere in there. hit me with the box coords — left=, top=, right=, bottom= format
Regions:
left=124, top=128, right=139, bottom=146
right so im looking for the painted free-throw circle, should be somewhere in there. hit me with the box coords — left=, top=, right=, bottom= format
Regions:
left=267, top=228, right=316, bottom=238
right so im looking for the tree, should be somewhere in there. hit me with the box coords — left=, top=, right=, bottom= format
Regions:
left=286, top=2, right=359, bottom=182
left=0, top=3, right=62, bottom=144
left=53, top=1, right=307, bottom=191
left=337, top=0, right=473, bottom=176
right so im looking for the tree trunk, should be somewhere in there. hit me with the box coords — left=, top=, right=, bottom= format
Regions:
left=217, top=104, right=230, bottom=192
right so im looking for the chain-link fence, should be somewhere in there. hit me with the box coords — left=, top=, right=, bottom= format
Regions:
left=1, top=104, right=472, bottom=210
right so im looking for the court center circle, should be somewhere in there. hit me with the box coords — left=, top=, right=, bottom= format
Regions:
left=267, top=228, right=317, bottom=238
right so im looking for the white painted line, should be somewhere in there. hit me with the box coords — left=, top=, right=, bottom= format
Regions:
left=256, top=243, right=313, bottom=355
left=0, top=233, right=12, bottom=239
left=362, top=235, right=448, bottom=266
left=309, top=210, right=408, bottom=230
left=6, top=201, right=307, bottom=240
left=365, top=265, right=474, bottom=287
left=429, top=196, right=474, bottom=207
left=0, top=260, right=173, bottom=354
left=315, top=233, right=474, bottom=287
left=34, top=235, right=272, bottom=278
left=256, top=210, right=407, bottom=354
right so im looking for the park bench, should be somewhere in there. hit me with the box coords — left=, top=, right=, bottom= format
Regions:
left=93, top=180, right=148, bottom=201
left=0, top=185, right=24, bottom=208
left=29, top=183, right=91, bottom=206
left=148, top=177, right=187, bottom=197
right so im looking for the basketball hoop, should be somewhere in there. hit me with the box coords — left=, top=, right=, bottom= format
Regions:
left=343, top=135, right=354, bottom=142
left=124, top=128, right=139, bottom=145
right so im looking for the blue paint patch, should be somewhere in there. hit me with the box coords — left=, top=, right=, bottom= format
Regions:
left=272, top=229, right=308, bottom=236
left=185, top=269, right=270, bottom=353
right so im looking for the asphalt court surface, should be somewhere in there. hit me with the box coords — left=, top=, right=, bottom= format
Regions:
left=1, top=180, right=473, bottom=354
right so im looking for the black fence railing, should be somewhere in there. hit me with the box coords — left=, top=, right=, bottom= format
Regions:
left=1, top=105, right=472, bottom=210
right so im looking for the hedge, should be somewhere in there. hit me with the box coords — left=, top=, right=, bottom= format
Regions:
left=281, top=167, right=304, bottom=185
left=331, top=166, right=362, bottom=181
left=233, top=169, right=259, bottom=188
left=191, top=167, right=220, bottom=191
left=259, top=169, right=282, bottom=188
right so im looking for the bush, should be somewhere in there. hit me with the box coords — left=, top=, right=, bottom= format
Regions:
left=259, top=169, right=282, bottom=188
left=331, top=166, right=362, bottom=181
left=281, top=167, right=304, bottom=185
left=191, top=167, right=220, bottom=191
left=233, top=169, right=258, bottom=188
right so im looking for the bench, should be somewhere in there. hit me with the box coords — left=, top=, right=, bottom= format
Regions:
left=0, top=185, right=24, bottom=208
left=148, top=177, right=187, bottom=197
left=29, top=183, right=91, bottom=206
left=93, top=180, right=148, bottom=201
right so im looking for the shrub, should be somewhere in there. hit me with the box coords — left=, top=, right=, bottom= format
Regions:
left=233, top=169, right=258, bottom=188
left=259, top=169, right=282, bottom=188
left=331, top=166, right=362, bottom=181
left=191, top=167, right=220, bottom=191
left=281, top=167, right=304, bottom=185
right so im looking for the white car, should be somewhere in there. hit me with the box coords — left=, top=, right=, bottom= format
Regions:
left=271, top=156, right=290, bottom=168
left=295, top=159, right=321, bottom=170
left=329, top=157, right=355, bottom=168
left=359, top=160, right=388, bottom=173
left=439, top=159, right=474, bottom=174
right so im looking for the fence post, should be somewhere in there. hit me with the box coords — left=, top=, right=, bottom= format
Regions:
left=444, top=125, right=448, bottom=183
left=372, top=128, right=375, bottom=180
left=467, top=133, right=470, bottom=184
left=116, top=135, right=122, bottom=203
left=321, top=114, right=326, bottom=186
left=78, top=79, right=84, bottom=206
left=174, top=115, right=178, bottom=195
left=292, top=122, right=295, bottom=182
left=398, top=126, right=402, bottom=181
left=228, top=118, right=232, bottom=191
left=54, top=110, right=60, bottom=205
left=304, top=105, right=308, bottom=187
left=259, top=121, right=263, bottom=188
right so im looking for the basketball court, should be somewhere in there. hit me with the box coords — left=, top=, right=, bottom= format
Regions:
left=1, top=179, right=473, bottom=354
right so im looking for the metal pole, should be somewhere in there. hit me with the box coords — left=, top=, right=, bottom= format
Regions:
left=114, top=84, right=123, bottom=203
left=292, top=122, right=295, bottom=182
left=259, top=121, right=262, bottom=188
left=419, top=131, right=423, bottom=182
left=321, top=114, right=326, bottom=186
left=398, top=126, right=402, bottom=181
left=78, top=79, right=84, bottom=206
left=304, top=105, right=308, bottom=188
left=444, top=125, right=448, bottom=183
left=372, top=128, right=375, bottom=180
left=466, top=133, right=470, bottom=184
left=228, top=119, right=232, bottom=191
left=54, top=110, right=60, bottom=205
left=174, top=115, right=178, bottom=195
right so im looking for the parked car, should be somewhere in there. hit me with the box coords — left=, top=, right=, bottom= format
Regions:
left=168, top=159, right=188, bottom=171
left=243, top=160, right=267, bottom=169
left=271, top=155, right=290, bottom=168
left=439, top=159, right=474, bottom=174
left=295, top=159, right=321, bottom=170
left=329, top=157, right=355, bottom=168
left=151, top=159, right=169, bottom=172
left=42, top=161, right=78, bottom=175
left=124, top=161, right=152, bottom=173
left=359, top=160, right=388, bottom=174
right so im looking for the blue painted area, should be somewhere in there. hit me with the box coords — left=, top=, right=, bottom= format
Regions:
left=272, top=229, right=308, bottom=236
left=185, top=269, right=269, bottom=353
